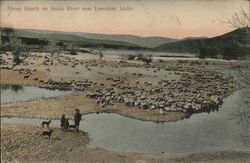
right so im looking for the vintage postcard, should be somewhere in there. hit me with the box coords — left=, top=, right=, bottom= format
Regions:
left=0, top=0, right=249, bottom=162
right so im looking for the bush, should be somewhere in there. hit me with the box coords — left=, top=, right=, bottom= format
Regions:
left=0, top=37, right=4, bottom=53
left=135, top=54, right=152, bottom=64
left=5, top=36, right=26, bottom=65
left=127, top=55, right=136, bottom=60
left=69, top=49, right=78, bottom=55
left=140, top=56, right=152, bottom=64
left=190, top=60, right=202, bottom=65
left=13, top=54, right=22, bottom=65
left=177, top=60, right=188, bottom=64
left=135, top=54, right=143, bottom=60
left=46, top=40, right=60, bottom=55
left=67, top=43, right=78, bottom=55
left=158, top=59, right=166, bottom=63
left=1, top=28, right=29, bottom=66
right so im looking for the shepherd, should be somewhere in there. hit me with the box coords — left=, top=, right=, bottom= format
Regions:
left=74, top=109, right=82, bottom=132
left=60, top=114, right=66, bottom=129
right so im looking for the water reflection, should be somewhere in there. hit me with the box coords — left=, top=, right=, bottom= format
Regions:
left=0, top=84, right=73, bottom=104
left=1, top=84, right=24, bottom=92
left=102, top=49, right=196, bottom=57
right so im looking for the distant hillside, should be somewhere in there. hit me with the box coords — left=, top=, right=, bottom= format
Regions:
left=181, top=37, right=207, bottom=40
left=155, top=28, right=250, bottom=56
left=73, top=33, right=178, bottom=48
left=3, top=27, right=248, bottom=58
left=18, top=29, right=178, bottom=48
left=10, top=29, right=145, bottom=50
left=1, top=28, right=210, bottom=50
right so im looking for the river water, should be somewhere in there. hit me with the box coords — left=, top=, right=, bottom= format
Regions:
left=102, top=49, right=196, bottom=57
left=0, top=85, right=73, bottom=104
left=1, top=70, right=250, bottom=154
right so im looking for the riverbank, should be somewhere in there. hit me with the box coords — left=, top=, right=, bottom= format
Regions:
left=1, top=94, right=188, bottom=122
left=1, top=124, right=250, bottom=162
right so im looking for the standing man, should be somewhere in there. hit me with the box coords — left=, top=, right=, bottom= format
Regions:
left=60, top=114, right=66, bottom=129
left=74, top=109, right=82, bottom=132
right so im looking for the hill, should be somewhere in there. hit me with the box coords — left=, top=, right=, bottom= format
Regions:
left=17, top=29, right=178, bottom=48
left=155, top=28, right=250, bottom=57
left=12, top=29, right=143, bottom=49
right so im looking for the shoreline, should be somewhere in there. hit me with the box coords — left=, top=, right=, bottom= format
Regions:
left=0, top=93, right=189, bottom=122
left=0, top=109, right=191, bottom=123
left=1, top=123, right=250, bottom=162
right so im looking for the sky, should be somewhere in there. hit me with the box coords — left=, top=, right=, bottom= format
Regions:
left=0, top=0, right=249, bottom=39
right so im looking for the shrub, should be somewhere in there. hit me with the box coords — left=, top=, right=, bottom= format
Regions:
left=67, top=43, right=78, bottom=55
left=13, top=54, right=22, bottom=65
left=46, top=40, right=60, bottom=56
left=69, top=49, right=78, bottom=55
left=5, top=36, right=26, bottom=65
left=134, top=54, right=152, bottom=64
left=135, top=54, right=143, bottom=60
left=140, top=55, right=152, bottom=64
left=177, top=60, right=188, bottom=64
left=1, top=28, right=29, bottom=66
left=127, top=55, right=136, bottom=60
left=190, top=60, right=202, bottom=65
left=158, top=59, right=166, bottom=63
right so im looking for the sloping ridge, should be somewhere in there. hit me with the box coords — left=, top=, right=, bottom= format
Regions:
left=17, top=29, right=178, bottom=48
left=13, top=29, right=141, bottom=48
left=155, top=28, right=250, bottom=54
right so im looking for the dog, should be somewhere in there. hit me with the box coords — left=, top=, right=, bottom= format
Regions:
left=41, top=120, right=52, bottom=128
left=41, top=129, right=53, bottom=139
left=68, top=124, right=75, bottom=129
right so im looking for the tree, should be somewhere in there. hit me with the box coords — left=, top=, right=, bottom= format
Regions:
left=9, top=36, right=25, bottom=65
left=0, top=28, right=14, bottom=53
left=0, top=27, right=29, bottom=66
left=97, top=46, right=104, bottom=60
left=46, top=40, right=60, bottom=56
left=67, top=42, right=77, bottom=55
left=223, top=6, right=250, bottom=61
left=0, top=36, right=5, bottom=53
left=225, top=5, right=250, bottom=143
left=225, top=8, right=249, bottom=32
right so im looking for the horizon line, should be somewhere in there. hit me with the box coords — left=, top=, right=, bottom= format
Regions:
left=0, top=26, right=237, bottom=40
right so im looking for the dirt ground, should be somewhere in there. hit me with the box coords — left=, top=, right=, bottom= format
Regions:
left=0, top=69, right=48, bottom=87
left=1, top=124, right=250, bottom=163
left=1, top=94, right=188, bottom=122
